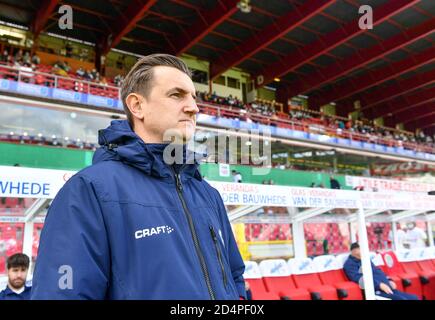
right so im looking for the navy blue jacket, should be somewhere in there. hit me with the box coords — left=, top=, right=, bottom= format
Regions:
left=343, top=255, right=391, bottom=291
left=0, top=286, right=31, bottom=300
left=31, top=120, right=245, bottom=300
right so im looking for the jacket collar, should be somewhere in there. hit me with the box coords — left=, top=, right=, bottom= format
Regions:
left=93, top=120, right=204, bottom=181
left=4, top=285, right=31, bottom=296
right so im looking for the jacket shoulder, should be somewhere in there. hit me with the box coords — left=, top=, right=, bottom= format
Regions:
left=75, top=160, right=126, bottom=179
left=199, top=180, right=223, bottom=204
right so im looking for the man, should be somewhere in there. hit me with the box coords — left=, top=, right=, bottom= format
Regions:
left=232, top=170, right=242, bottom=183
left=329, top=175, right=340, bottom=189
left=343, top=242, right=418, bottom=300
left=31, top=54, right=246, bottom=300
left=0, top=253, right=31, bottom=300
left=405, top=222, right=427, bottom=249
left=388, top=223, right=408, bottom=250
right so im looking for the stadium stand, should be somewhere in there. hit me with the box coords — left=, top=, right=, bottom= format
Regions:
left=1, top=60, right=434, bottom=155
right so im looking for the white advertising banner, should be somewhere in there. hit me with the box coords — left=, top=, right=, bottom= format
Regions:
left=345, top=175, right=435, bottom=193
left=1, top=166, right=435, bottom=211
left=208, top=181, right=435, bottom=210
left=0, top=166, right=76, bottom=199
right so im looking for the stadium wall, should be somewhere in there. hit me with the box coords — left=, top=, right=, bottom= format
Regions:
left=0, top=142, right=93, bottom=170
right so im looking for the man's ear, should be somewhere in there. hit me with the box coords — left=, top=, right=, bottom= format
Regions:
left=125, top=93, right=145, bottom=121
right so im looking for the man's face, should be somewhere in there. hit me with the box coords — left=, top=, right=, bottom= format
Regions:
left=7, top=266, right=28, bottom=290
left=138, top=66, right=199, bottom=143
left=351, top=248, right=361, bottom=260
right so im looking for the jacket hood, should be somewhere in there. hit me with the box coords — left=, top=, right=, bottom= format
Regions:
left=93, top=120, right=203, bottom=180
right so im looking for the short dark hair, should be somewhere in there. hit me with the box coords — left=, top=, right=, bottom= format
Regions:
left=7, top=253, right=29, bottom=270
left=121, top=53, right=192, bottom=127
left=350, top=242, right=360, bottom=251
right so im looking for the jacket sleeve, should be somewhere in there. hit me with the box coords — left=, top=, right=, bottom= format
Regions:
left=31, top=174, right=110, bottom=300
left=343, top=258, right=362, bottom=285
left=211, top=187, right=246, bottom=299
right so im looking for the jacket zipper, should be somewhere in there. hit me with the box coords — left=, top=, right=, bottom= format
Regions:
left=209, top=225, right=228, bottom=288
left=173, top=170, right=216, bottom=300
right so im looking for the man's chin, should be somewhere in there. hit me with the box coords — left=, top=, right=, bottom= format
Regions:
left=10, top=281, right=25, bottom=289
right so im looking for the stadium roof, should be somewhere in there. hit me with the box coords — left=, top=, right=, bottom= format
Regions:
left=0, top=0, right=434, bottom=133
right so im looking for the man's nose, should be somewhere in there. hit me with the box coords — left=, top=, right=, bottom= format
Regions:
left=185, top=97, right=199, bottom=115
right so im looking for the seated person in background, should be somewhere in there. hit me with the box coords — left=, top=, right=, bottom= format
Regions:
left=343, top=243, right=419, bottom=300
left=31, top=53, right=40, bottom=65
left=76, top=67, right=85, bottom=78
left=245, top=281, right=252, bottom=300
left=0, top=253, right=32, bottom=300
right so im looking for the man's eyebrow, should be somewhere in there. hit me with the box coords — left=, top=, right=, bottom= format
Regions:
left=168, top=87, right=197, bottom=99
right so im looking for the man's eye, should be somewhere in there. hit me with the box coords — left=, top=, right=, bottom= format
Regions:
left=171, top=92, right=181, bottom=98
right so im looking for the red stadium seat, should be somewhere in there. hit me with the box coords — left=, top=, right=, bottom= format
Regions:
left=313, top=255, right=363, bottom=300
left=259, top=259, right=311, bottom=300
left=287, top=258, right=340, bottom=300
left=417, top=247, right=435, bottom=273
left=243, top=261, right=279, bottom=300
left=380, top=251, right=423, bottom=299
left=397, top=249, right=435, bottom=300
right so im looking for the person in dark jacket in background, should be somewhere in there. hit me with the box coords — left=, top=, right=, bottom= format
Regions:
left=343, top=243, right=418, bottom=300
left=329, top=175, right=341, bottom=189
left=0, top=253, right=31, bottom=300
left=31, top=54, right=246, bottom=300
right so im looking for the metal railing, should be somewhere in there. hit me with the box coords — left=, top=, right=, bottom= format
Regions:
left=0, top=62, right=121, bottom=100
left=197, top=101, right=435, bottom=155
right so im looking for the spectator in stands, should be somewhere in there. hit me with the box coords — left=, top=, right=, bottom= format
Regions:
left=232, top=170, right=243, bottom=183
left=31, top=53, right=40, bottom=65
left=1, top=49, right=8, bottom=62
left=14, top=49, right=23, bottom=64
left=63, top=61, right=71, bottom=73
left=65, top=42, right=73, bottom=58
left=343, top=242, right=418, bottom=300
left=329, top=175, right=341, bottom=189
left=22, top=51, right=31, bottom=65
left=116, top=55, right=125, bottom=69
left=99, top=77, right=108, bottom=86
left=18, top=62, right=33, bottom=83
left=405, top=222, right=427, bottom=249
left=0, top=253, right=31, bottom=300
left=91, top=68, right=99, bottom=81
left=114, top=74, right=124, bottom=87
left=31, top=53, right=246, bottom=300
left=84, top=69, right=93, bottom=81
left=76, top=67, right=85, bottom=78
